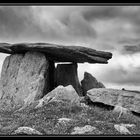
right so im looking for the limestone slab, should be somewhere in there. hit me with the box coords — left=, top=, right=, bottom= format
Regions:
left=0, top=43, right=112, bottom=63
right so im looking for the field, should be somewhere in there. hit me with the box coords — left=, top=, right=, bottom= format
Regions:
left=0, top=98, right=140, bottom=136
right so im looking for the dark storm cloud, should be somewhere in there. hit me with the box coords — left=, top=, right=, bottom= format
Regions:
left=81, top=6, right=140, bottom=46
left=0, top=6, right=45, bottom=42
left=64, top=12, right=97, bottom=39
left=0, top=7, right=28, bottom=37
left=82, top=6, right=140, bottom=23
left=122, top=45, right=140, bottom=54
left=0, top=6, right=140, bottom=45
left=0, top=6, right=98, bottom=43
left=82, top=6, right=121, bottom=21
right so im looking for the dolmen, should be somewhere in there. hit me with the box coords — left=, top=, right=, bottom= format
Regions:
left=0, top=43, right=112, bottom=111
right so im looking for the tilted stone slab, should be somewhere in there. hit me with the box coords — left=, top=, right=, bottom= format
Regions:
left=87, top=88, right=140, bottom=113
left=0, top=43, right=112, bottom=64
left=0, top=51, right=49, bottom=111
left=81, top=72, right=105, bottom=95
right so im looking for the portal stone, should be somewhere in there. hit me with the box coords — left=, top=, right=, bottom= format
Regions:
left=0, top=51, right=49, bottom=111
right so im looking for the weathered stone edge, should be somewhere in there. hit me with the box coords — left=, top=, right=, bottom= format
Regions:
left=0, top=43, right=112, bottom=64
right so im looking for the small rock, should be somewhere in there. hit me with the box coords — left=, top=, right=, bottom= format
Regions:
left=120, top=124, right=135, bottom=128
left=80, top=103, right=89, bottom=108
left=13, top=126, right=42, bottom=135
left=95, top=120, right=105, bottom=124
left=35, top=98, right=44, bottom=109
left=71, top=125, right=96, bottom=134
left=114, top=124, right=131, bottom=134
left=58, top=118, right=72, bottom=123
left=79, top=97, right=86, bottom=103
left=113, top=106, right=129, bottom=118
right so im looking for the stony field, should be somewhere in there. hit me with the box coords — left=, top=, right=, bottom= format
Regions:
left=0, top=90, right=140, bottom=136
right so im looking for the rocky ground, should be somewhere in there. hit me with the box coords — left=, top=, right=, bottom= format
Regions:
left=0, top=91, right=140, bottom=136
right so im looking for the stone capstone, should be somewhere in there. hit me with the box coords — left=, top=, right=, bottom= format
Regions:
left=87, top=88, right=140, bottom=113
left=55, top=63, right=83, bottom=96
left=0, top=43, right=112, bottom=64
left=81, top=72, right=105, bottom=95
left=0, top=51, right=49, bottom=111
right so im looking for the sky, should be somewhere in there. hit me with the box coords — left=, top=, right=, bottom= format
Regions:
left=0, top=5, right=140, bottom=90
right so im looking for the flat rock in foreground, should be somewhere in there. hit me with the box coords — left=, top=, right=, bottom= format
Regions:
left=87, top=88, right=140, bottom=113
left=13, top=127, right=43, bottom=135
left=0, top=43, right=112, bottom=64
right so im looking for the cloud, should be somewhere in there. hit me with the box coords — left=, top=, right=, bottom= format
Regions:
left=92, top=52, right=140, bottom=87
left=0, top=6, right=97, bottom=44
left=122, top=45, right=140, bottom=54
left=1, top=6, right=140, bottom=90
left=101, top=66, right=140, bottom=86
left=78, top=50, right=140, bottom=91
left=0, top=6, right=140, bottom=50
left=82, top=6, right=121, bottom=21
left=82, top=6, right=140, bottom=24
left=0, top=6, right=43, bottom=42
left=80, top=6, right=140, bottom=50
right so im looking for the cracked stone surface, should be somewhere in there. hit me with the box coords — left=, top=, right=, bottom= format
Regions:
left=0, top=51, right=49, bottom=111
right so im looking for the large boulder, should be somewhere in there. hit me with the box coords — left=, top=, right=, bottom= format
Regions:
left=81, top=72, right=105, bottom=95
left=0, top=43, right=112, bottom=64
left=55, top=63, right=83, bottom=96
left=0, top=51, right=49, bottom=111
left=87, top=88, right=140, bottom=113
left=35, top=85, right=80, bottom=108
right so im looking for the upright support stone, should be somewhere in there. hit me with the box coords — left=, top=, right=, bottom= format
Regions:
left=0, top=51, right=50, bottom=111
left=55, top=63, right=83, bottom=96
left=47, top=60, right=55, bottom=93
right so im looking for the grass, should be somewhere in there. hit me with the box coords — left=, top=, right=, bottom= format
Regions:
left=0, top=100, right=140, bottom=135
